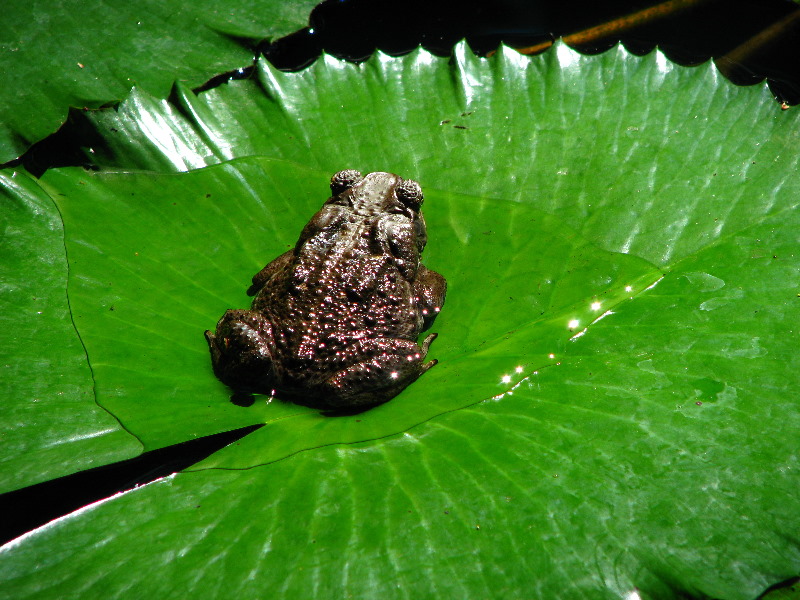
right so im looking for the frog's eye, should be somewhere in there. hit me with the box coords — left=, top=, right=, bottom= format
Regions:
left=330, top=170, right=363, bottom=194
left=396, top=179, right=423, bottom=210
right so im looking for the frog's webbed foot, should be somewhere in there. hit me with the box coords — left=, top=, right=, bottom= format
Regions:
left=419, top=333, right=438, bottom=371
left=205, top=309, right=277, bottom=392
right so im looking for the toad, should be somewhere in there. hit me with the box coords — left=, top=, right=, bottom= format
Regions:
left=205, top=170, right=446, bottom=408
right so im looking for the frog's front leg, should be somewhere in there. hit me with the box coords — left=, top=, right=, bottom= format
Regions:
left=205, top=309, right=277, bottom=392
left=321, top=336, right=439, bottom=407
left=413, top=265, right=447, bottom=330
left=247, top=249, right=294, bottom=296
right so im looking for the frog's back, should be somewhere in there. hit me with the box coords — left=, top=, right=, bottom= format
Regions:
left=257, top=214, right=421, bottom=364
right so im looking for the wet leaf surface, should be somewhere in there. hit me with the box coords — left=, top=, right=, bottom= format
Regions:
left=2, top=42, right=799, bottom=599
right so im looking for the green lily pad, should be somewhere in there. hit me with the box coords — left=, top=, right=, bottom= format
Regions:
left=2, top=41, right=799, bottom=599
left=38, top=158, right=660, bottom=460
left=78, top=43, right=795, bottom=271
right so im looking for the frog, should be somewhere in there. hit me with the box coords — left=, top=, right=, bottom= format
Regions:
left=205, top=169, right=446, bottom=409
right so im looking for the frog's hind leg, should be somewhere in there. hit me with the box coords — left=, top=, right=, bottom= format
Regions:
left=319, top=337, right=438, bottom=408
left=205, top=309, right=278, bottom=393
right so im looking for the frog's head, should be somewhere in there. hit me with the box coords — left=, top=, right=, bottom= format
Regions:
left=328, top=170, right=424, bottom=219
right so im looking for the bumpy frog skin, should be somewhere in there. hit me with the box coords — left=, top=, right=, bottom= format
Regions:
left=205, top=170, right=446, bottom=409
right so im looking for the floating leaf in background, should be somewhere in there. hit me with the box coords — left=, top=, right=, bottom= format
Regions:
left=0, top=0, right=317, bottom=163
left=1, top=41, right=799, bottom=599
